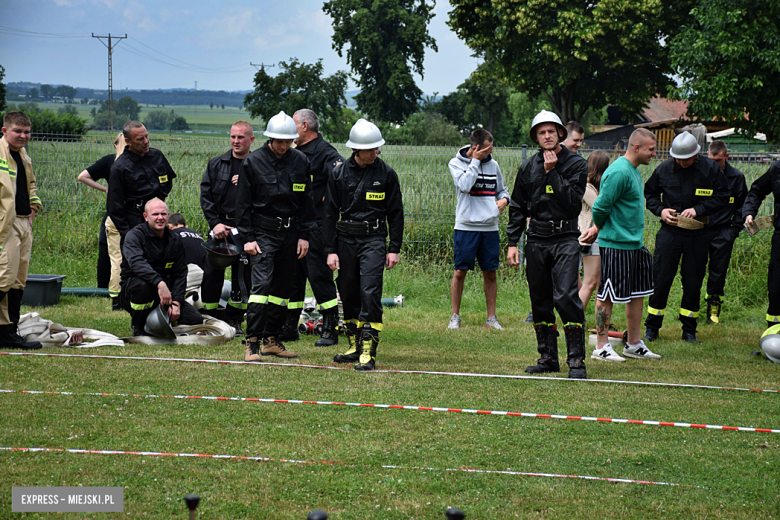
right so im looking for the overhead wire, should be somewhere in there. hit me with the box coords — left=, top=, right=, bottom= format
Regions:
left=0, top=26, right=90, bottom=39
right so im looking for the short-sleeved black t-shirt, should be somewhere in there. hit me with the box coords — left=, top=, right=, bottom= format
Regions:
left=10, top=149, right=32, bottom=217
left=86, top=154, right=115, bottom=182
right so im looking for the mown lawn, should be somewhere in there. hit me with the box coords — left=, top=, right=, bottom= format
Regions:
left=1, top=253, right=778, bottom=518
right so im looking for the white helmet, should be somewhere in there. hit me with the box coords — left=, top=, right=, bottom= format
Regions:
left=669, top=131, right=701, bottom=159
left=760, top=324, right=780, bottom=363
left=264, top=111, right=299, bottom=139
left=346, top=119, right=385, bottom=149
left=530, top=110, right=567, bottom=144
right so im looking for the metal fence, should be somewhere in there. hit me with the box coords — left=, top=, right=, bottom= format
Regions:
left=27, top=133, right=776, bottom=260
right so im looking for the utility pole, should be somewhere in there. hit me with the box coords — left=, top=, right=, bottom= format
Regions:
left=194, top=81, right=198, bottom=133
left=250, top=63, right=275, bottom=70
left=92, top=33, right=127, bottom=132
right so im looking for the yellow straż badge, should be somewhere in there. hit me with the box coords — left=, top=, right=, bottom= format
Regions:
left=366, top=192, right=385, bottom=200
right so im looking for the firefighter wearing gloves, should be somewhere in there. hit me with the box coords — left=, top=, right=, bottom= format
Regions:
left=643, top=131, right=729, bottom=343
left=323, top=119, right=404, bottom=371
left=235, top=111, right=316, bottom=362
left=199, top=121, right=256, bottom=334
left=107, top=121, right=176, bottom=244
left=742, top=159, right=780, bottom=328
left=507, top=110, right=588, bottom=379
left=704, top=140, right=747, bottom=324
left=280, top=109, right=344, bottom=346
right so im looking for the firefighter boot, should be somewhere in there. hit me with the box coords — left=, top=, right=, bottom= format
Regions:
left=354, top=325, right=379, bottom=371
left=333, top=321, right=361, bottom=363
left=261, top=336, right=299, bottom=358
left=244, top=337, right=262, bottom=362
left=706, top=297, right=722, bottom=325
left=0, top=324, right=42, bottom=350
left=315, top=312, right=339, bottom=347
left=564, top=323, right=587, bottom=379
left=525, top=324, right=560, bottom=373
left=279, top=309, right=301, bottom=342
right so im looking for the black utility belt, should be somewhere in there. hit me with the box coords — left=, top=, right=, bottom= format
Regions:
left=528, top=219, right=578, bottom=236
left=258, top=215, right=296, bottom=232
left=336, top=219, right=386, bottom=235
left=221, top=212, right=235, bottom=222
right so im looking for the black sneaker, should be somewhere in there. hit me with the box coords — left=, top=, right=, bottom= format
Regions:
left=525, top=362, right=560, bottom=374
left=681, top=331, right=701, bottom=344
left=568, top=367, right=587, bottom=379
left=524, top=312, right=534, bottom=324
left=229, top=320, right=245, bottom=337
left=643, top=327, right=659, bottom=342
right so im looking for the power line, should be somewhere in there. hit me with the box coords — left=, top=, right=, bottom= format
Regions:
left=118, top=43, right=253, bottom=74
left=128, top=36, right=249, bottom=73
left=93, top=33, right=127, bottom=132
left=0, top=26, right=90, bottom=38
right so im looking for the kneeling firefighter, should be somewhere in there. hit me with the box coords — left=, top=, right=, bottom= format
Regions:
left=323, top=119, right=404, bottom=371
left=507, top=110, right=589, bottom=379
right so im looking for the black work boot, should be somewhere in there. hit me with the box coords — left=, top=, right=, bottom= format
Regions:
left=354, top=325, right=379, bottom=371
left=564, top=323, right=587, bottom=379
left=279, top=310, right=301, bottom=342
left=706, top=297, right=722, bottom=325
left=334, top=321, right=361, bottom=363
left=681, top=331, right=701, bottom=344
left=315, top=313, right=339, bottom=347
left=111, top=297, right=122, bottom=312
left=643, top=327, right=660, bottom=342
left=525, top=324, right=560, bottom=373
left=229, top=319, right=245, bottom=336
left=0, top=324, right=42, bottom=350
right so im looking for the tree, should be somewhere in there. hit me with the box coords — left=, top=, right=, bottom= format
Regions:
left=57, top=105, right=78, bottom=116
left=668, top=0, right=780, bottom=142
left=56, top=85, right=77, bottom=103
left=94, top=95, right=141, bottom=127
left=40, top=84, right=55, bottom=101
left=324, top=0, right=437, bottom=123
left=27, top=88, right=39, bottom=100
left=448, top=0, right=694, bottom=123
left=144, top=110, right=172, bottom=130
left=221, top=104, right=225, bottom=110
left=244, top=58, right=349, bottom=138
left=210, top=102, right=214, bottom=110
left=0, top=65, right=6, bottom=113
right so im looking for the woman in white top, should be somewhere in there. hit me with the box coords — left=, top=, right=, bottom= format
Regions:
left=578, top=150, right=609, bottom=312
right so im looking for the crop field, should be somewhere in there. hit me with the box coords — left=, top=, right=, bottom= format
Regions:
left=18, top=102, right=260, bottom=132
left=1, top=135, right=778, bottom=518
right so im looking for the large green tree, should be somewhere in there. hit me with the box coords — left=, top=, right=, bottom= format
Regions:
left=324, top=0, right=437, bottom=123
left=93, top=96, right=141, bottom=127
left=448, top=0, right=693, bottom=123
left=244, top=58, right=348, bottom=138
left=668, top=0, right=780, bottom=142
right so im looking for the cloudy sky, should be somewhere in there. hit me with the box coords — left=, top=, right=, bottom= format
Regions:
left=1, top=0, right=480, bottom=95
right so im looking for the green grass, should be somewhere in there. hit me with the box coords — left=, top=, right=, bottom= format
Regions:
left=2, top=254, right=779, bottom=518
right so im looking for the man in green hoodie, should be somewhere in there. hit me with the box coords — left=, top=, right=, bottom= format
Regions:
left=580, top=128, right=660, bottom=361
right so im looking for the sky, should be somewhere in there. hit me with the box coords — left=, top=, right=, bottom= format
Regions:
left=0, top=0, right=481, bottom=96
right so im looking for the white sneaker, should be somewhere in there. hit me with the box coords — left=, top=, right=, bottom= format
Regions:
left=448, top=314, right=461, bottom=330
left=485, top=315, right=504, bottom=330
left=623, top=340, right=662, bottom=359
left=591, top=344, right=626, bottom=362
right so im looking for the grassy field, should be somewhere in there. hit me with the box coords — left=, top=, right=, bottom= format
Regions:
left=24, top=101, right=260, bottom=132
left=2, top=252, right=779, bottom=518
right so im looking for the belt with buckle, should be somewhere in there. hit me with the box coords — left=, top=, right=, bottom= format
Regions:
left=336, top=219, right=385, bottom=235
left=528, top=219, right=578, bottom=236
left=258, top=215, right=295, bottom=232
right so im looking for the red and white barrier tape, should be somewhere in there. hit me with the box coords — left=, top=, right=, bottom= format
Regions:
left=3, top=388, right=777, bottom=434
left=2, top=351, right=778, bottom=394
left=0, top=447, right=686, bottom=487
